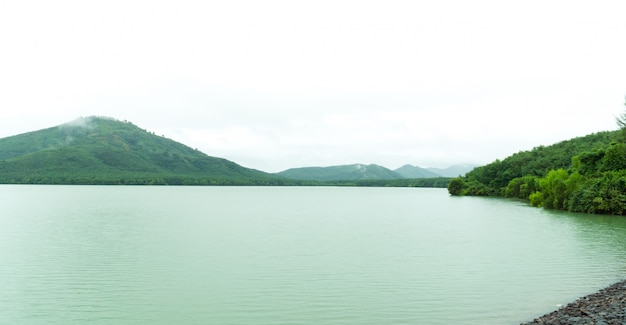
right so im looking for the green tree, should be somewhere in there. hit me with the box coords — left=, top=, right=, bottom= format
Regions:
left=569, top=171, right=626, bottom=215
left=617, top=98, right=626, bottom=141
left=538, top=169, right=569, bottom=209
left=601, top=142, right=626, bottom=171
left=447, top=178, right=464, bottom=195
left=529, top=191, right=543, bottom=207
left=505, top=175, right=538, bottom=199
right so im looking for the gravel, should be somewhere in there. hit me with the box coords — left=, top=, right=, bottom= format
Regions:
left=521, top=279, right=626, bottom=325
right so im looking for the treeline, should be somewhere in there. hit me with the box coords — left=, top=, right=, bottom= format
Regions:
left=0, top=170, right=449, bottom=188
left=0, top=171, right=297, bottom=186
left=326, top=177, right=450, bottom=188
left=448, top=127, right=626, bottom=215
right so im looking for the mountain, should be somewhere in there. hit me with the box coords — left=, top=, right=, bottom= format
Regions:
left=277, top=163, right=404, bottom=181
left=0, top=116, right=283, bottom=185
left=426, top=164, right=476, bottom=177
left=394, top=164, right=441, bottom=178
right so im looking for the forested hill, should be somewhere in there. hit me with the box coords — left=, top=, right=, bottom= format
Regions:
left=448, top=129, right=626, bottom=215
left=0, top=116, right=285, bottom=185
left=278, top=163, right=474, bottom=181
left=277, top=164, right=405, bottom=181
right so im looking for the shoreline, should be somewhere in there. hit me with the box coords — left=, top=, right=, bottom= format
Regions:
left=521, top=279, right=626, bottom=324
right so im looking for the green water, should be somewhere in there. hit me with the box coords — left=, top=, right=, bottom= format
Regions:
left=1, top=186, right=626, bottom=324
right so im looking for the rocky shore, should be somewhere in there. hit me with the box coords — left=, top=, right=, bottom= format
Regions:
left=521, top=279, right=626, bottom=325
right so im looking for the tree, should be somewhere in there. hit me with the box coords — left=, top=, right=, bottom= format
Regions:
left=617, top=109, right=626, bottom=130
left=447, top=178, right=464, bottom=195
left=538, top=169, right=569, bottom=209
left=504, top=175, right=538, bottom=199
left=602, top=142, right=626, bottom=171
left=617, top=98, right=626, bottom=141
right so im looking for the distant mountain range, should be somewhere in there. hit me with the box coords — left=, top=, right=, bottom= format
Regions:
left=394, top=164, right=441, bottom=178
left=0, top=116, right=475, bottom=184
left=277, top=163, right=475, bottom=181
left=425, top=164, right=478, bottom=178
left=277, top=163, right=404, bottom=181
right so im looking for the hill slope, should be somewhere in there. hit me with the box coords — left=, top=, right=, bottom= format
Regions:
left=426, top=164, right=476, bottom=177
left=455, top=131, right=618, bottom=195
left=277, top=163, right=404, bottom=181
left=449, top=130, right=626, bottom=215
left=394, top=164, right=441, bottom=178
left=0, top=116, right=283, bottom=185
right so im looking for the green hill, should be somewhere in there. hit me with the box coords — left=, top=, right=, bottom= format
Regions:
left=277, top=163, right=404, bottom=181
left=394, top=164, right=441, bottom=178
left=448, top=129, right=626, bottom=215
left=0, top=116, right=286, bottom=185
left=425, top=164, right=477, bottom=178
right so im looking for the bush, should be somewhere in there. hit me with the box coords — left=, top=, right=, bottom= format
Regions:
left=448, top=178, right=464, bottom=195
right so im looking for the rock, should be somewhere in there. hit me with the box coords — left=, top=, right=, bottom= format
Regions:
left=521, top=279, right=626, bottom=324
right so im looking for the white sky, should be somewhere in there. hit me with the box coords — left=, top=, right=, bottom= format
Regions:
left=1, top=0, right=625, bottom=172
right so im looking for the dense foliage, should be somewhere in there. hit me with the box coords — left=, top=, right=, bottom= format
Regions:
left=448, top=126, right=626, bottom=215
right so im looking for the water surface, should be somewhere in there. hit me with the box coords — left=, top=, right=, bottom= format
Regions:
left=1, top=186, right=626, bottom=324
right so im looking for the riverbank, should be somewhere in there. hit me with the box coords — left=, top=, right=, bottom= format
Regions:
left=521, top=279, right=626, bottom=324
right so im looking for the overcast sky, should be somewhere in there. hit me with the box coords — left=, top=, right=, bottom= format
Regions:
left=1, top=1, right=625, bottom=172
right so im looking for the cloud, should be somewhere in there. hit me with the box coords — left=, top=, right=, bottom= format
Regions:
left=1, top=0, right=625, bottom=172
left=60, top=117, right=97, bottom=130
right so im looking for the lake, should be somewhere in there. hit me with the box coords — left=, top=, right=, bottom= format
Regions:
left=1, top=186, right=626, bottom=324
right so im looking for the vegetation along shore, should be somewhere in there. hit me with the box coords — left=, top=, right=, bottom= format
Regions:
left=449, top=106, right=626, bottom=216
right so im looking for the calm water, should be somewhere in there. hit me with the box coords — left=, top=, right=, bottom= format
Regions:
left=2, top=186, right=626, bottom=324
